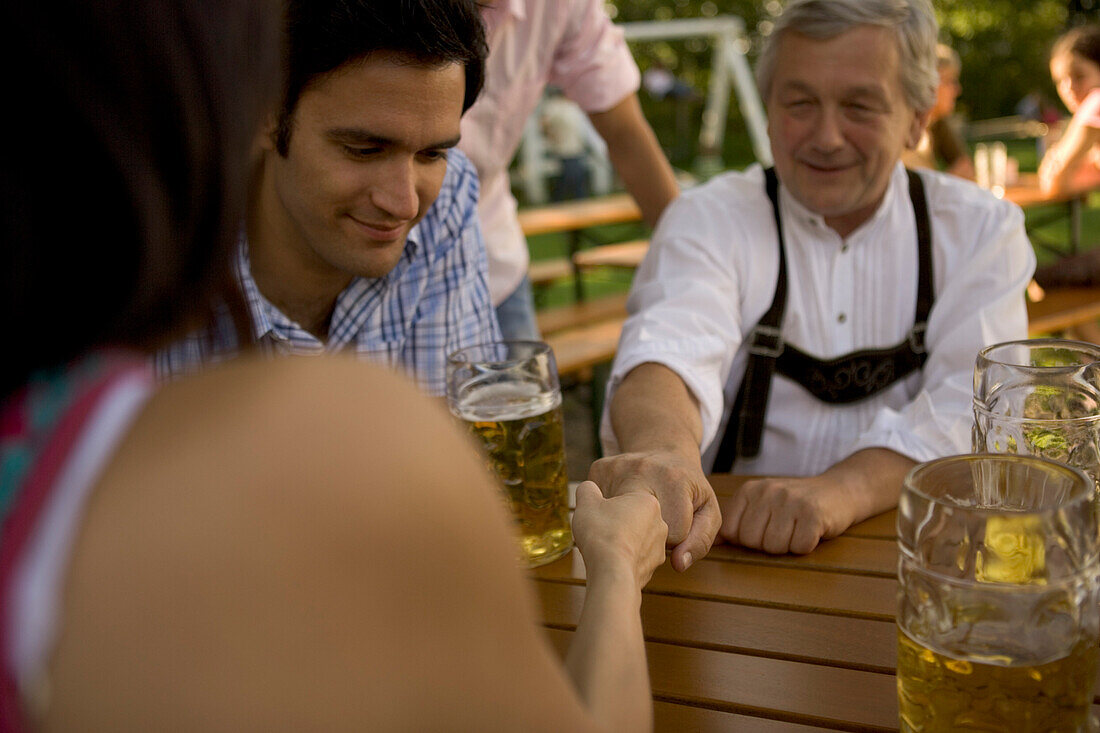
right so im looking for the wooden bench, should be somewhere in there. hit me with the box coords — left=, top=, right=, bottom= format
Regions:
left=517, top=193, right=642, bottom=237
left=527, top=257, right=575, bottom=288
left=536, top=292, right=629, bottom=336
left=1027, top=287, right=1100, bottom=336
left=545, top=318, right=624, bottom=378
left=572, top=239, right=649, bottom=270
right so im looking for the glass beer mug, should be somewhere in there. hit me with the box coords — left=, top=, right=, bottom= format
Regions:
left=973, top=338, right=1100, bottom=489
left=897, top=454, right=1100, bottom=732
left=446, top=341, right=573, bottom=567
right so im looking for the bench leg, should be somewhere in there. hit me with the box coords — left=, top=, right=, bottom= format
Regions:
left=1070, top=198, right=1082, bottom=255
left=589, top=361, right=611, bottom=460
left=569, top=230, right=585, bottom=302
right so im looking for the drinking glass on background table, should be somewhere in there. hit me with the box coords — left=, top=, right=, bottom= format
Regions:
left=446, top=341, right=573, bottom=567
left=897, top=454, right=1100, bottom=732
left=974, top=141, right=1008, bottom=197
left=973, top=338, right=1100, bottom=488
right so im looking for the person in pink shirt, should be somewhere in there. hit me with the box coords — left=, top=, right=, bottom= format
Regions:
left=1040, top=25, right=1100, bottom=195
left=460, top=0, right=680, bottom=339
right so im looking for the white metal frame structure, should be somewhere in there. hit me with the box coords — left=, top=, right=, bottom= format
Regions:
left=516, top=14, right=770, bottom=204
left=620, top=15, right=771, bottom=166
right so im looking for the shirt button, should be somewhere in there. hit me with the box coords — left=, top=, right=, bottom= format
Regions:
left=841, top=243, right=849, bottom=253
left=837, top=313, right=847, bottom=324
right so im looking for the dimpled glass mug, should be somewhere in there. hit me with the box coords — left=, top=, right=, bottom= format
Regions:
left=447, top=341, right=573, bottom=567
left=897, top=454, right=1100, bottom=732
left=973, top=339, right=1100, bottom=491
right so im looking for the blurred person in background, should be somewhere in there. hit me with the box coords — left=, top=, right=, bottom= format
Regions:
left=156, top=0, right=500, bottom=396
left=0, top=1, right=669, bottom=730
left=540, top=88, right=593, bottom=202
left=902, top=43, right=975, bottom=179
left=460, top=0, right=680, bottom=340
left=1033, top=24, right=1100, bottom=294
left=1040, top=24, right=1100, bottom=195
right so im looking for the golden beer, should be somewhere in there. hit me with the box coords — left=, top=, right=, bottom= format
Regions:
left=454, top=381, right=572, bottom=567
left=897, top=627, right=1098, bottom=732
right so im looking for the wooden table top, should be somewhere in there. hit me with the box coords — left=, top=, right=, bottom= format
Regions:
left=533, top=474, right=1100, bottom=732
left=1003, top=172, right=1098, bottom=209
left=517, top=193, right=642, bottom=237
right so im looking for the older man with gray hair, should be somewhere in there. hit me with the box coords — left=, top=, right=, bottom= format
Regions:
left=588, top=0, right=1034, bottom=565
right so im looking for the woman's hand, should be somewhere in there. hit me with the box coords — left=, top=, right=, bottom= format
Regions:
left=571, top=480, right=668, bottom=589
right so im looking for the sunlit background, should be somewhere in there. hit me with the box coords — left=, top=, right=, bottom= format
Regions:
left=602, top=0, right=1099, bottom=170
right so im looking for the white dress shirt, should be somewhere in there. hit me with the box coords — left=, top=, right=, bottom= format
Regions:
left=601, top=163, right=1035, bottom=476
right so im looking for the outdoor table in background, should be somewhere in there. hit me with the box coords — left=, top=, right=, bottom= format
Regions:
left=531, top=474, right=1100, bottom=732
left=1004, top=172, right=1099, bottom=256
left=517, top=192, right=642, bottom=237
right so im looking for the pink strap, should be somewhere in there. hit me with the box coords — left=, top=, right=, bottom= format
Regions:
left=0, top=362, right=147, bottom=732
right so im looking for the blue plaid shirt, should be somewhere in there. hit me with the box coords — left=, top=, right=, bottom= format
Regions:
left=156, top=149, right=500, bottom=396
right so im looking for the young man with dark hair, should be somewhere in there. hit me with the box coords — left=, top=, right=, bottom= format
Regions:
left=158, top=0, right=500, bottom=396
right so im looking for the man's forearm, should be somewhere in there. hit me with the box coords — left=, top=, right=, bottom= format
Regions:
left=823, top=447, right=916, bottom=522
left=609, top=363, right=702, bottom=458
left=589, top=94, right=680, bottom=229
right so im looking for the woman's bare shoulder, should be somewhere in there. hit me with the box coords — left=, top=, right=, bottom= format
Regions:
left=140, top=357, right=471, bottom=489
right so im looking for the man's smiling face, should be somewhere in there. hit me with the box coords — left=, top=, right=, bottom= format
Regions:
left=766, top=25, right=927, bottom=237
left=261, top=51, right=466, bottom=283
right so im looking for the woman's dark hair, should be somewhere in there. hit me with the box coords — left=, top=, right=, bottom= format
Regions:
left=0, top=0, right=282, bottom=397
left=274, top=0, right=487, bottom=155
left=1054, top=24, right=1100, bottom=68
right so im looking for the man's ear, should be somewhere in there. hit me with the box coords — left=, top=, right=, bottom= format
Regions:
left=256, top=112, right=279, bottom=154
left=906, top=108, right=932, bottom=150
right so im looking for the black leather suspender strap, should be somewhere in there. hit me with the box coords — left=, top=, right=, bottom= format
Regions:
left=711, top=169, right=933, bottom=473
left=719, top=167, right=788, bottom=464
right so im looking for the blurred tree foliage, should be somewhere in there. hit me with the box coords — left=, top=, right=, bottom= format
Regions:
left=607, top=0, right=1096, bottom=169
left=937, top=0, right=1071, bottom=120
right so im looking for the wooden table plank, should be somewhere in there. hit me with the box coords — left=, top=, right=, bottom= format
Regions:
left=844, top=510, right=898, bottom=540
left=536, top=581, right=898, bottom=673
left=545, top=628, right=900, bottom=732
left=535, top=551, right=897, bottom=620
left=707, top=536, right=896, bottom=578
left=653, top=700, right=851, bottom=732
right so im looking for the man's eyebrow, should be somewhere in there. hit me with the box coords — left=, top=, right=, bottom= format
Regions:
left=776, top=81, right=888, bottom=102
left=776, top=80, right=816, bottom=96
left=326, top=128, right=462, bottom=150
left=844, top=85, right=889, bottom=102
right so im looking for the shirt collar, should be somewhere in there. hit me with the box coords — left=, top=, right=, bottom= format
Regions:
left=233, top=239, right=280, bottom=342
left=235, top=229, right=420, bottom=346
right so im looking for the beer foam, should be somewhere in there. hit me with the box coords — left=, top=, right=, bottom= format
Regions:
left=453, top=381, right=561, bottom=422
